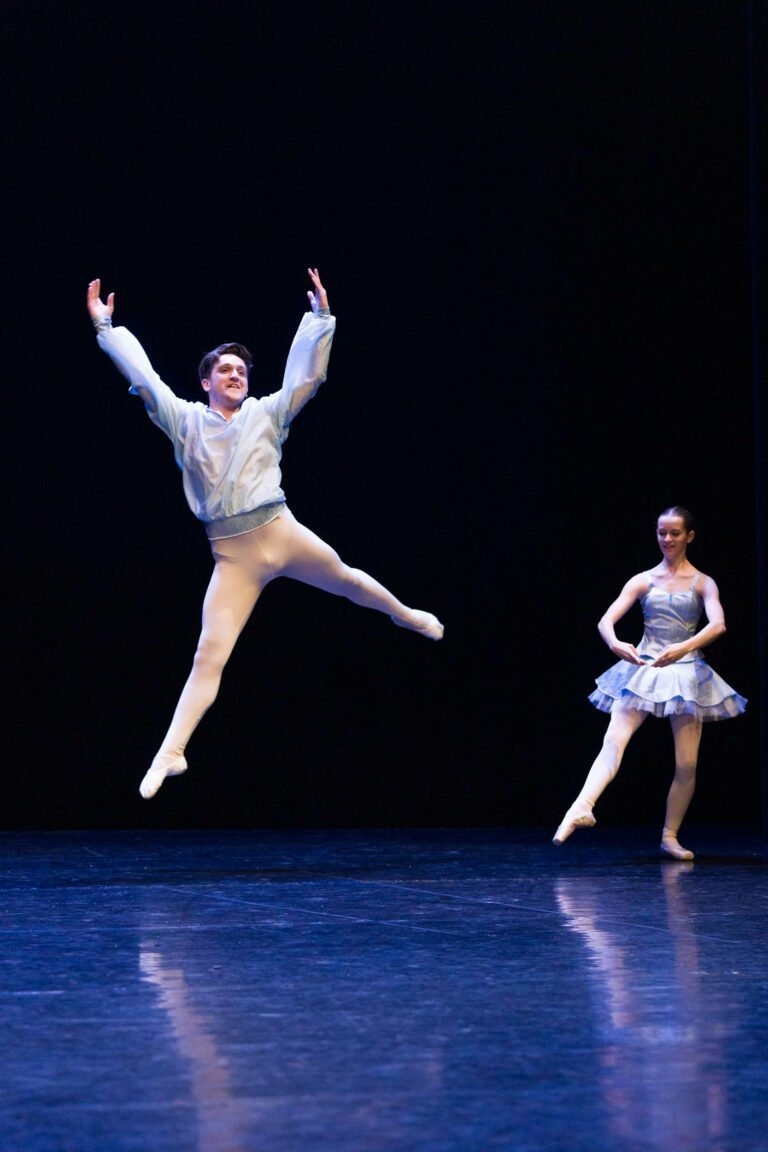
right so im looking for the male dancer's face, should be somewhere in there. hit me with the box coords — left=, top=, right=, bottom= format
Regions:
left=201, top=354, right=249, bottom=418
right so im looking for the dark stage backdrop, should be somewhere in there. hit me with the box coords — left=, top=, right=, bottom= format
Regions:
left=4, top=2, right=761, bottom=830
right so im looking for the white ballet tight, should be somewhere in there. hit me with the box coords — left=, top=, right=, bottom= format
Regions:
left=576, top=709, right=649, bottom=809
left=576, top=709, right=701, bottom=825
left=554, top=708, right=702, bottom=857
left=140, top=508, right=442, bottom=797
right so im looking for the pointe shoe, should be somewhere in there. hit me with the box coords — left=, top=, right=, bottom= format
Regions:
left=391, top=611, right=444, bottom=641
left=139, top=754, right=188, bottom=800
left=552, top=803, right=596, bottom=845
left=660, top=831, right=694, bottom=861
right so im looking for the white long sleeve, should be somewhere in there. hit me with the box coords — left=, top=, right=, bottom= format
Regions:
left=96, top=311, right=336, bottom=531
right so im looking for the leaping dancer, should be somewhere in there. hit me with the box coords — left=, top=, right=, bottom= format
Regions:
left=88, top=269, right=443, bottom=799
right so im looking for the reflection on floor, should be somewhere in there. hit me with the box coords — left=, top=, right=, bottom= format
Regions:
left=1, top=827, right=766, bottom=1151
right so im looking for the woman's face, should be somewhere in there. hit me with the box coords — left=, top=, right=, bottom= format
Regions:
left=656, top=515, right=694, bottom=562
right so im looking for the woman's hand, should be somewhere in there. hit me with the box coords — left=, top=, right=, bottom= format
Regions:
left=609, top=641, right=645, bottom=665
left=87, top=279, right=115, bottom=323
left=307, top=267, right=329, bottom=313
left=650, top=643, right=689, bottom=667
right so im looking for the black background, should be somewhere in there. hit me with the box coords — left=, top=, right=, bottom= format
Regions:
left=4, top=1, right=762, bottom=830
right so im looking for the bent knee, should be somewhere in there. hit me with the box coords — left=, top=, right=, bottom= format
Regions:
left=343, top=566, right=367, bottom=593
left=192, top=635, right=233, bottom=674
left=314, top=561, right=363, bottom=597
left=601, top=734, right=626, bottom=759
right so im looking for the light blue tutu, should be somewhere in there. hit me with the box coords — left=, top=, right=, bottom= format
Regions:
left=589, top=578, right=747, bottom=722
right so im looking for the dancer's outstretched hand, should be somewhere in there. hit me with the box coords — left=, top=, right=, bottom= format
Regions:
left=307, top=267, right=329, bottom=313
left=87, top=279, right=115, bottom=323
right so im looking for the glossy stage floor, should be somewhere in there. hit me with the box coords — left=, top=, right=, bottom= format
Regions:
left=2, top=827, right=767, bottom=1152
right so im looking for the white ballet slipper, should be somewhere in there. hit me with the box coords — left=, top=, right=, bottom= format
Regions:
left=660, top=829, right=694, bottom=861
left=391, top=611, right=444, bottom=641
left=552, top=802, right=596, bottom=845
left=139, top=754, right=188, bottom=800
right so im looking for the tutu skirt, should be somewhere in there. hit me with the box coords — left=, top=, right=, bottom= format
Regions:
left=589, top=656, right=747, bottom=722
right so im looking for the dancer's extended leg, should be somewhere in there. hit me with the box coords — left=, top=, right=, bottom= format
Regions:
left=553, top=708, right=648, bottom=844
left=141, top=508, right=442, bottom=797
left=140, top=539, right=269, bottom=798
left=274, top=509, right=443, bottom=640
left=660, top=713, right=701, bottom=860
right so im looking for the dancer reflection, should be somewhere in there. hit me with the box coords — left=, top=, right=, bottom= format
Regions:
left=87, top=271, right=443, bottom=799
left=553, top=507, right=746, bottom=859
left=555, top=867, right=728, bottom=1148
left=140, top=943, right=241, bottom=1152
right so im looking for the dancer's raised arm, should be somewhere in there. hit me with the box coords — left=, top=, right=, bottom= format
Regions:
left=271, top=268, right=336, bottom=431
left=87, top=279, right=174, bottom=419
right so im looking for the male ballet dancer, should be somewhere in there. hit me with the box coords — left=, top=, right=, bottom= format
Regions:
left=88, top=269, right=443, bottom=799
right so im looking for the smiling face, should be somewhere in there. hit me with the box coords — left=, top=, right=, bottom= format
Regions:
left=656, top=514, right=695, bottom=563
left=201, top=353, right=249, bottom=417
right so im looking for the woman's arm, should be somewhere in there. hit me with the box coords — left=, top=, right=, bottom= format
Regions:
left=650, top=575, right=726, bottom=666
left=597, top=574, right=649, bottom=665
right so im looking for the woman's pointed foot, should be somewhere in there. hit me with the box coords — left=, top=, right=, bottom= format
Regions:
left=553, top=801, right=596, bottom=845
left=660, top=829, right=694, bottom=861
left=391, top=610, right=444, bottom=641
left=139, top=754, right=188, bottom=800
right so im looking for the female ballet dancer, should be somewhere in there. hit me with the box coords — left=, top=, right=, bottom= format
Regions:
left=87, top=270, right=443, bottom=800
left=553, top=507, right=746, bottom=859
